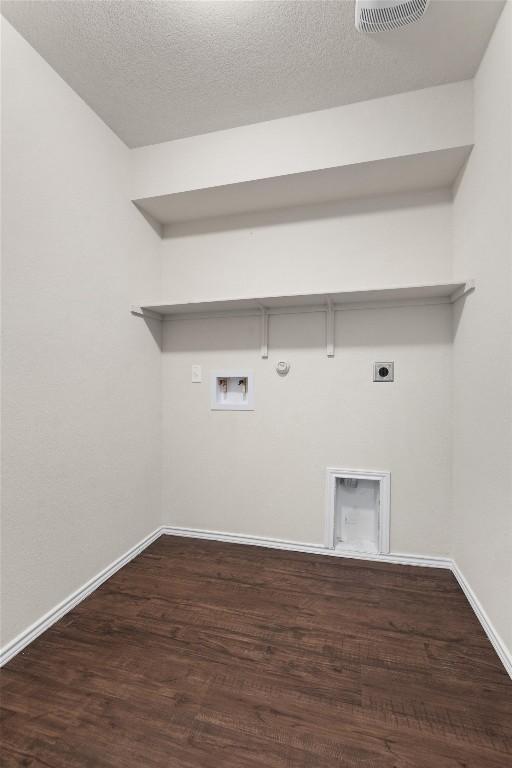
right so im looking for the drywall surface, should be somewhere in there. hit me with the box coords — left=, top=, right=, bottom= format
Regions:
left=1, top=21, right=162, bottom=647
left=131, top=81, right=473, bottom=200
left=452, top=3, right=512, bottom=656
left=159, top=190, right=453, bottom=302
left=160, top=180, right=454, bottom=555
left=162, top=306, right=453, bottom=555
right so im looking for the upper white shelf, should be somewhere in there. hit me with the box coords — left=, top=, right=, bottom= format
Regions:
left=132, top=280, right=474, bottom=320
left=133, top=147, right=472, bottom=228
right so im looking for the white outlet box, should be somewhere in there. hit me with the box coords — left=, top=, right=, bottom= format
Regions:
left=211, top=371, right=254, bottom=411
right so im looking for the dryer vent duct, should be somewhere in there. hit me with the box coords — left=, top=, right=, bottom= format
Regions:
left=355, top=0, right=430, bottom=33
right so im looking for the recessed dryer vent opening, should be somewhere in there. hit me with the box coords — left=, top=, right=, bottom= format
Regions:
left=335, top=477, right=380, bottom=553
left=326, top=469, right=390, bottom=555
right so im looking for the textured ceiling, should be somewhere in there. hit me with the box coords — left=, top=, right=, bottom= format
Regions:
left=1, top=0, right=505, bottom=148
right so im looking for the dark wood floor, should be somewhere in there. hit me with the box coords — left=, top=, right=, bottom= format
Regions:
left=1, top=536, right=511, bottom=767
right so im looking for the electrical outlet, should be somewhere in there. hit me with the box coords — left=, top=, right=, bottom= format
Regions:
left=373, top=362, right=394, bottom=382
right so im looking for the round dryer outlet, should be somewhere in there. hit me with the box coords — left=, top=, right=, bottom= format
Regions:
left=373, top=361, right=394, bottom=382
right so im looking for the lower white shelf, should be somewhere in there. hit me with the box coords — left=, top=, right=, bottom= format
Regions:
left=131, top=280, right=474, bottom=357
left=132, top=280, right=474, bottom=320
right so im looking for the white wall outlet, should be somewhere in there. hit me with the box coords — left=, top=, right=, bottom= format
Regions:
left=191, top=365, right=202, bottom=383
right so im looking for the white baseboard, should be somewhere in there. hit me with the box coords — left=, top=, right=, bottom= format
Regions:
left=2, top=524, right=510, bottom=680
left=161, top=525, right=452, bottom=569
left=451, top=560, right=512, bottom=679
left=0, top=527, right=162, bottom=667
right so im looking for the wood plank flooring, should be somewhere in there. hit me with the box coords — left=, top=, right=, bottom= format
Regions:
left=1, top=536, right=511, bottom=767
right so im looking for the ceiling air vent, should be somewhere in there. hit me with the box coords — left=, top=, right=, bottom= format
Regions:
left=355, top=0, right=430, bottom=33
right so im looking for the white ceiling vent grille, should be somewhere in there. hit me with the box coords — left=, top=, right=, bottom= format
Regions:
left=355, top=0, right=430, bottom=33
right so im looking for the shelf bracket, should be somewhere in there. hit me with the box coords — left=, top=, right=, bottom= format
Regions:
left=326, top=297, right=335, bottom=358
left=257, top=304, right=269, bottom=359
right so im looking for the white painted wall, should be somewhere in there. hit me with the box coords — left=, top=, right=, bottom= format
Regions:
left=131, top=81, right=473, bottom=200
left=161, top=191, right=454, bottom=555
left=160, top=190, right=453, bottom=302
left=452, top=4, right=512, bottom=655
left=1, top=21, right=162, bottom=647
left=153, top=69, right=457, bottom=561
left=162, top=307, right=452, bottom=554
